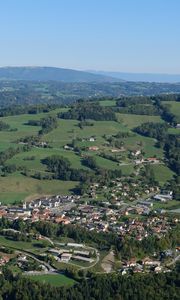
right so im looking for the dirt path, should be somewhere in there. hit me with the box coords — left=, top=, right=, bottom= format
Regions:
left=101, top=250, right=115, bottom=273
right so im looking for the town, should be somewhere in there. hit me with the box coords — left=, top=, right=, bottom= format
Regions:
left=0, top=185, right=179, bottom=277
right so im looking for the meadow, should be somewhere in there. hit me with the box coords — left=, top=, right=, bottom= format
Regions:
left=29, top=274, right=75, bottom=287
left=162, top=101, right=180, bottom=119
left=0, top=173, right=77, bottom=204
left=0, top=104, right=175, bottom=204
left=116, top=113, right=164, bottom=129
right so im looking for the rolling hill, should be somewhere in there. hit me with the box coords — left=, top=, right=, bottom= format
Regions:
left=90, top=70, right=180, bottom=83
left=0, top=66, right=120, bottom=83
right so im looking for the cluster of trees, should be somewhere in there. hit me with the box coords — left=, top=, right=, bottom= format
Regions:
left=78, top=120, right=94, bottom=129
left=39, top=116, right=58, bottom=135
left=26, top=116, right=58, bottom=135
left=116, top=96, right=152, bottom=106
left=114, top=131, right=133, bottom=138
left=0, top=229, right=31, bottom=243
left=153, top=99, right=178, bottom=124
left=42, top=155, right=122, bottom=191
left=0, top=146, right=30, bottom=167
left=117, top=104, right=159, bottom=115
left=42, top=155, right=93, bottom=182
left=134, top=122, right=180, bottom=176
left=134, top=122, right=168, bottom=141
left=165, top=177, right=180, bottom=200
left=0, top=266, right=179, bottom=300
left=116, top=94, right=180, bottom=122
left=164, top=134, right=180, bottom=175
left=18, top=135, right=40, bottom=145
left=105, top=136, right=124, bottom=149
left=82, top=156, right=98, bottom=170
left=0, top=145, right=32, bottom=176
left=59, top=101, right=117, bottom=121
left=116, top=96, right=160, bottom=115
left=151, top=94, right=180, bottom=102
left=0, top=121, right=10, bottom=131
left=0, top=103, right=59, bottom=117
left=99, top=152, right=119, bottom=163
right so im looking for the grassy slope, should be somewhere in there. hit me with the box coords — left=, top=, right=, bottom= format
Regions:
left=0, top=106, right=175, bottom=204
left=117, top=113, right=164, bottom=129
left=162, top=101, right=180, bottom=118
left=29, top=274, right=75, bottom=287
left=150, top=164, right=175, bottom=186
left=0, top=173, right=77, bottom=204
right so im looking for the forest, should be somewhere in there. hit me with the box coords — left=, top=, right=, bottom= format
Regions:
left=0, top=266, right=179, bottom=300
left=59, top=101, right=117, bottom=121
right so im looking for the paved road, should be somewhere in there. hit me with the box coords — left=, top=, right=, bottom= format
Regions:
left=19, top=251, right=56, bottom=272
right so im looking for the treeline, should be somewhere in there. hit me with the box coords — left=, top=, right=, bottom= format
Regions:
left=0, top=104, right=59, bottom=117
left=42, top=155, right=122, bottom=192
left=116, top=94, right=180, bottom=121
left=0, top=146, right=30, bottom=166
left=0, top=263, right=179, bottom=300
left=59, top=101, right=117, bottom=121
left=134, top=122, right=168, bottom=140
left=154, top=99, right=178, bottom=124
left=26, top=116, right=58, bottom=135
left=164, top=134, right=180, bottom=175
left=134, top=122, right=180, bottom=175
left=152, top=94, right=180, bottom=102
left=42, top=155, right=93, bottom=182
left=116, top=96, right=160, bottom=115
left=0, top=121, right=10, bottom=131
left=117, top=104, right=160, bottom=115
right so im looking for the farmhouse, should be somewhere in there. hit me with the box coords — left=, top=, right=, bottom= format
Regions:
left=89, top=146, right=99, bottom=151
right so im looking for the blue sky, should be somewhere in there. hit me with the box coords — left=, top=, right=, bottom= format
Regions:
left=0, top=0, right=180, bottom=73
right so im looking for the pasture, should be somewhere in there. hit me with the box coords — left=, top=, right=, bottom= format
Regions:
left=117, top=113, right=164, bottom=129
left=162, top=101, right=180, bottom=119
left=0, top=105, right=176, bottom=204
left=29, top=274, right=75, bottom=287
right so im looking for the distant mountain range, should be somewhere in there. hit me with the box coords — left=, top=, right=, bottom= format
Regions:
left=0, top=66, right=180, bottom=84
left=0, top=67, right=120, bottom=83
left=89, top=71, right=180, bottom=83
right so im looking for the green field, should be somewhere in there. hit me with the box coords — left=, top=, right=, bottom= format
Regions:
left=99, top=100, right=116, bottom=107
left=0, top=105, right=177, bottom=204
left=150, top=164, right=175, bottom=185
left=0, top=235, right=48, bottom=251
left=153, top=200, right=180, bottom=211
left=0, top=173, right=77, bottom=204
left=29, top=274, right=75, bottom=287
left=117, top=113, right=164, bottom=129
left=168, top=127, right=180, bottom=135
left=162, top=101, right=180, bottom=119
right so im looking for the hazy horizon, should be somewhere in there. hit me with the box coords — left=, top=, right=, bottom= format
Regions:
left=1, top=0, right=180, bottom=73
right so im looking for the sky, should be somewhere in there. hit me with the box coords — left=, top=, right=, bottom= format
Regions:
left=0, top=0, right=180, bottom=73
